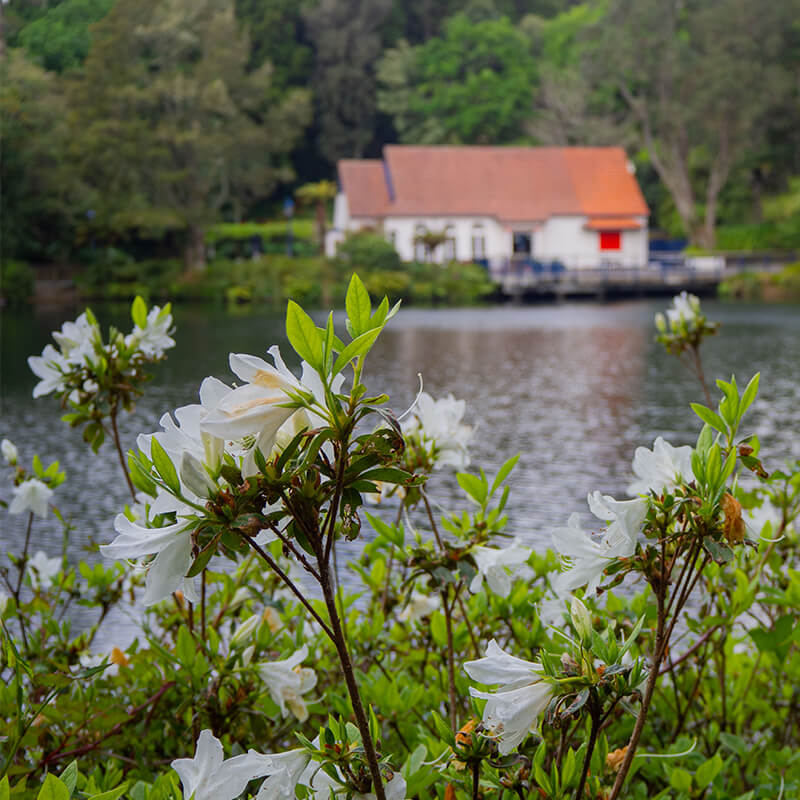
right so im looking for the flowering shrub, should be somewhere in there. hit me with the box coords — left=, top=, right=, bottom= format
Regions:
left=1, top=281, right=799, bottom=800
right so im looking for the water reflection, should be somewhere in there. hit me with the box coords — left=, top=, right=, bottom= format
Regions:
left=2, top=300, right=799, bottom=606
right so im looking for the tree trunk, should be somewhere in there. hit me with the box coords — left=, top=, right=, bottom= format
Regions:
left=184, top=225, right=206, bottom=272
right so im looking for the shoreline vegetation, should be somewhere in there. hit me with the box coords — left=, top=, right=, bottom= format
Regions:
left=3, top=223, right=799, bottom=310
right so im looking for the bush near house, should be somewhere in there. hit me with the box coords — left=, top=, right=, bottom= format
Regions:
left=719, top=263, right=800, bottom=301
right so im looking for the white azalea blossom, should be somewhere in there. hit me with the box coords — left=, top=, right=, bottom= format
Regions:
left=257, top=644, right=318, bottom=722
left=254, top=749, right=407, bottom=800
left=552, top=493, right=647, bottom=596
left=172, top=729, right=274, bottom=800
left=469, top=539, right=532, bottom=597
left=254, top=750, right=311, bottom=800
left=627, top=436, right=694, bottom=496
left=26, top=550, right=61, bottom=588
left=1, top=439, right=18, bottom=465
left=28, top=344, right=67, bottom=398
left=127, top=305, right=175, bottom=358
left=402, top=391, right=472, bottom=470
left=138, top=376, right=230, bottom=477
left=100, top=494, right=198, bottom=606
left=52, top=312, right=99, bottom=366
left=10, top=478, right=54, bottom=518
left=398, top=591, right=439, bottom=623
left=665, top=290, right=700, bottom=327
left=464, top=639, right=554, bottom=755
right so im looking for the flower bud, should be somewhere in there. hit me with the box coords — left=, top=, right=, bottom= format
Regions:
left=570, top=595, right=593, bottom=643
left=654, top=312, right=667, bottom=333
left=1, top=439, right=18, bottom=465
left=231, top=614, right=260, bottom=647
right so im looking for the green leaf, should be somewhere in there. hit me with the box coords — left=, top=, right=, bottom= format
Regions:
left=703, top=539, right=734, bottom=564
left=457, top=472, right=488, bottom=505
left=718, top=731, right=746, bottom=756
left=131, top=296, right=148, bottom=329
left=150, top=438, right=181, bottom=496
left=186, top=538, right=217, bottom=578
left=345, top=274, right=372, bottom=337
left=286, top=300, right=323, bottom=368
left=37, top=775, right=70, bottom=800
left=87, top=784, right=129, bottom=800
left=490, top=454, right=520, bottom=495
left=691, top=403, right=726, bottom=433
left=669, top=768, right=693, bottom=792
left=332, top=327, right=382, bottom=375
left=739, top=373, right=760, bottom=417
left=696, top=753, right=723, bottom=786
left=59, top=761, right=78, bottom=795
left=176, top=625, right=195, bottom=666
left=357, top=467, right=415, bottom=485
left=0, top=776, right=9, bottom=800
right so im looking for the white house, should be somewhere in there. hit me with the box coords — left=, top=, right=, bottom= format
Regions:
left=326, top=145, right=650, bottom=270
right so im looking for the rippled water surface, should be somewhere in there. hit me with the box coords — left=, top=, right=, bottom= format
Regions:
left=2, top=299, right=799, bottom=609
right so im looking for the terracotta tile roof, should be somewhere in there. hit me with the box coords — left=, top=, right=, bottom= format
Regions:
left=338, top=160, right=391, bottom=217
left=338, top=146, right=648, bottom=222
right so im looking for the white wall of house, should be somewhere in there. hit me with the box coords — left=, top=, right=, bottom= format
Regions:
left=326, top=194, right=649, bottom=267
left=383, top=216, right=511, bottom=262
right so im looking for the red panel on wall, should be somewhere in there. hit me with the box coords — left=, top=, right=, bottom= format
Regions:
left=599, top=230, right=621, bottom=250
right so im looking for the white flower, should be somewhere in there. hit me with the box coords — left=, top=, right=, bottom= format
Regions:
left=254, top=750, right=311, bottom=800
left=1, top=439, right=18, bottom=465
left=172, top=729, right=274, bottom=800
left=627, top=436, right=694, bottom=496
left=201, top=348, right=305, bottom=472
left=255, top=750, right=407, bottom=800
left=552, top=493, right=647, bottom=596
left=665, top=291, right=700, bottom=327
left=308, top=766, right=407, bottom=800
left=26, top=550, right=61, bottom=588
left=202, top=347, right=344, bottom=476
left=464, top=639, right=554, bottom=755
left=0, top=589, right=9, bottom=615
left=257, top=644, right=318, bottom=722
left=402, top=391, right=472, bottom=470
left=79, top=652, right=107, bottom=670
left=129, top=305, right=175, bottom=358
left=28, top=344, right=67, bottom=398
left=100, top=495, right=197, bottom=606
left=139, top=376, right=230, bottom=477
left=52, top=312, right=99, bottom=366
left=469, top=539, right=532, bottom=597
left=10, top=478, right=54, bottom=518
left=398, top=591, right=439, bottom=623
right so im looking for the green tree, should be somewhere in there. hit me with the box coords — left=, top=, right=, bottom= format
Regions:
left=71, top=0, right=311, bottom=271
left=303, top=0, right=392, bottom=166
left=0, top=50, right=87, bottom=261
left=588, top=0, right=798, bottom=248
left=17, top=0, right=114, bottom=72
left=377, top=14, right=537, bottom=144
left=234, top=0, right=312, bottom=87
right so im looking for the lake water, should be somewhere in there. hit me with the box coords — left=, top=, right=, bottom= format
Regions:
left=2, top=299, right=799, bottom=614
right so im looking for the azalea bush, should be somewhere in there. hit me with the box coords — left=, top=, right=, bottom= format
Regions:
left=1, top=282, right=799, bottom=800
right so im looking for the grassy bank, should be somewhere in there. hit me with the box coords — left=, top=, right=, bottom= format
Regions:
left=73, top=253, right=497, bottom=307
left=718, top=263, right=800, bottom=301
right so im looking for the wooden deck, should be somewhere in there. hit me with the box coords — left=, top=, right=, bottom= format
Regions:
left=491, top=255, right=782, bottom=300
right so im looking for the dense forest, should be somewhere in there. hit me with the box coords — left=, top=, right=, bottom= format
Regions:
left=1, top=0, right=799, bottom=272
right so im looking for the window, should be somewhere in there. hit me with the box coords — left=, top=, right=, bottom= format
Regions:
left=414, top=224, right=427, bottom=261
left=599, top=231, right=621, bottom=251
left=388, top=229, right=396, bottom=247
left=443, top=226, right=456, bottom=261
left=513, top=232, right=532, bottom=254
left=471, top=224, right=486, bottom=260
